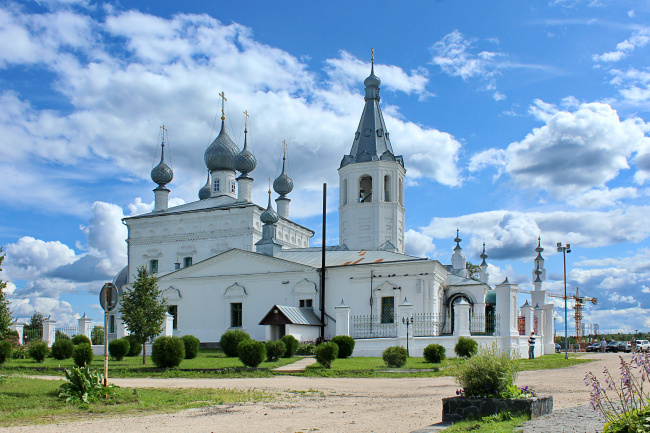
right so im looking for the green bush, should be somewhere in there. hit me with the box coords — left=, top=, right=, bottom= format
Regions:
left=453, top=343, right=519, bottom=398
left=108, top=338, right=130, bottom=361
left=51, top=339, right=74, bottom=360
left=330, top=336, right=355, bottom=358
left=72, top=343, right=94, bottom=367
left=12, top=346, right=28, bottom=359
left=280, top=335, right=299, bottom=358
left=220, top=330, right=251, bottom=357
left=315, top=342, right=339, bottom=369
left=382, top=346, right=408, bottom=368
left=124, top=335, right=142, bottom=356
left=0, top=340, right=12, bottom=364
left=28, top=341, right=50, bottom=363
left=237, top=340, right=266, bottom=368
left=423, top=344, right=446, bottom=364
left=455, top=336, right=478, bottom=358
left=151, top=336, right=185, bottom=368
left=295, top=343, right=315, bottom=356
left=58, top=366, right=114, bottom=404
left=91, top=326, right=104, bottom=345
left=265, top=340, right=286, bottom=361
left=71, top=334, right=91, bottom=346
left=181, top=335, right=200, bottom=359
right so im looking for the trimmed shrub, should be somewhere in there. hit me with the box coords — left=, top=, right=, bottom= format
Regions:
left=453, top=343, right=518, bottom=398
left=295, top=343, right=315, bottom=356
left=423, top=344, right=446, bottom=364
left=280, top=335, right=299, bottom=358
left=71, top=334, right=91, bottom=346
left=108, top=338, right=130, bottom=361
left=72, top=343, right=93, bottom=367
left=151, top=336, right=185, bottom=369
left=265, top=340, right=286, bottom=362
left=0, top=340, right=12, bottom=364
left=28, top=341, right=50, bottom=363
left=455, top=336, right=478, bottom=358
left=237, top=340, right=266, bottom=368
left=220, top=330, right=251, bottom=357
left=330, top=335, right=355, bottom=358
left=124, top=335, right=142, bottom=357
left=51, top=339, right=74, bottom=360
left=181, top=335, right=200, bottom=359
left=315, top=342, right=339, bottom=369
left=382, top=346, right=408, bottom=368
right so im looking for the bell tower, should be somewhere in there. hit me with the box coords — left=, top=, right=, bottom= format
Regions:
left=338, top=50, right=406, bottom=253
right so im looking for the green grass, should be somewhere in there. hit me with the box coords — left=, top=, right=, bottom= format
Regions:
left=515, top=352, right=592, bottom=371
left=0, top=376, right=273, bottom=427
left=444, top=414, right=529, bottom=432
left=3, top=348, right=298, bottom=378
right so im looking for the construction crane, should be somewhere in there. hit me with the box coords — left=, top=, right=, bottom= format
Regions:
left=517, top=287, right=597, bottom=343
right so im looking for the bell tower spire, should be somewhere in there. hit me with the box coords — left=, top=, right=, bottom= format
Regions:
left=338, top=50, right=406, bottom=253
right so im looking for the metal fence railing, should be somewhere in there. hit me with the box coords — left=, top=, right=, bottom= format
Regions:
left=412, top=313, right=445, bottom=337
left=470, top=314, right=500, bottom=336
left=23, top=328, right=42, bottom=345
left=350, top=315, right=398, bottom=339
left=56, top=326, right=79, bottom=340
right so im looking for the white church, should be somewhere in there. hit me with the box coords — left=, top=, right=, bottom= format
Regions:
left=110, top=59, right=555, bottom=358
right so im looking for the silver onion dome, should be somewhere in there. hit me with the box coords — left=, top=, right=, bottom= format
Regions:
left=480, top=242, right=488, bottom=266
left=235, top=126, right=257, bottom=176
left=204, top=119, right=239, bottom=172
left=364, top=64, right=381, bottom=88
left=198, top=170, right=211, bottom=200
left=453, top=228, right=462, bottom=251
left=151, top=142, right=173, bottom=186
left=273, top=155, right=293, bottom=198
left=260, top=192, right=279, bottom=224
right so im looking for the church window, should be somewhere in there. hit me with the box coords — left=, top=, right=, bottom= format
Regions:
left=230, top=180, right=235, bottom=193
left=213, top=179, right=220, bottom=192
left=299, top=299, right=313, bottom=308
left=399, top=179, right=404, bottom=206
left=108, top=315, right=115, bottom=334
left=359, top=176, right=372, bottom=203
left=384, top=175, right=391, bottom=202
left=231, top=302, right=243, bottom=328
left=168, top=305, right=178, bottom=329
left=381, top=296, right=395, bottom=324
left=342, top=179, right=348, bottom=205
left=149, top=259, right=158, bottom=274
left=183, top=257, right=192, bottom=267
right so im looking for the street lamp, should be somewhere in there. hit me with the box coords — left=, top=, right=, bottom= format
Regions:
left=557, top=242, right=571, bottom=360
left=402, top=316, right=414, bottom=357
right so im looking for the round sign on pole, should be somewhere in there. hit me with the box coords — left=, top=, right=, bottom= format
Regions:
left=99, top=283, right=118, bottom=312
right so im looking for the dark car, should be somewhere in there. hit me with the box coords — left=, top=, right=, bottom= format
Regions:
left=606, top=341, right=620, bottom=353
left=586, top=343, right=601, bottom=352
left=555, top=343, right=562, bottom=353
left=618, top=341, right=631, bottom=353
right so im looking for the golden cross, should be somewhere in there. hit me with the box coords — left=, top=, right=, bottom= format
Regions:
left=243, top=110, right=249, bottom=128
left=219, top=91, right=227, bottom=120
left=371, top=48, right=374, bottom=63
left=282, top=140, right=287, bottom=157
left=268, top=177, right=272, bottom=194
left=160, top=125, right=167, bottom=145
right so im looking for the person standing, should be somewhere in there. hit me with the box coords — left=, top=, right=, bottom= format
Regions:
left=601, top=338, right=607, bottom=353
left=528, top=332, right=536, bottom=359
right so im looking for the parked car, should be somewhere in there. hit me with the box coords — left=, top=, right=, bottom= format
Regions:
left=617, top=341, right=631, bottom=353
left=555, top=343, right=561, bottom=353
left=606, top=341, right=620, bottom=353
left=586, top=343, right=601, bottom=352
left=634, top=340, right=650, bottom=352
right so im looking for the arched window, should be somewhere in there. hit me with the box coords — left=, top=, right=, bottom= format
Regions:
left=213, top=179, right=220, bottom=192
left=149, top=259, right=158, bottom=274
left=384, top=175, right=391, bottom=202
left=399, top=178, right=404, bottom=206
left=342, top=179, right=348, bottom=205
left=359, top=176, right=372, bottom=203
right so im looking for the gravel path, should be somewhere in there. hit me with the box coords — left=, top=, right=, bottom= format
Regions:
left=5, top=353, right=625, bottom=433
left=516, top=404, right=605, bottom=433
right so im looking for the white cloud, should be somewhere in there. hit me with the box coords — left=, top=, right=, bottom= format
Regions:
left=642, top=285, right=650, bottom=294
left=608, top=67, right=650, bottom=109
left=566, top=187, right=638, bottom=209
left=5, top=237, right=77, bottom=280
left=593, top=29, right=650, bottom=63
left=607, top=292, right=637, bottom=304
left=404, top=229, right=435, bottom=258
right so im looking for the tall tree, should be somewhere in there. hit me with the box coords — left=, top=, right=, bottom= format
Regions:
left=0, top=247, right=13, bottom=338
left=26, top=312, right=45, bottom=331
left=119, top=266, right=167, bottom=364
left=466, top=262, right=481, bottom=282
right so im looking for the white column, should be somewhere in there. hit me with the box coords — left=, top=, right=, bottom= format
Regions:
left=42, top=319, right=56, bottom=347
left=11, top=322, right=24, bottom=345
left=543, top=304, right=555, bottom=355
left=454, top=299, right=471, bottom=337
left=77, top=313, right=93, bottom=339
left=335, top=300, right=351, bottom=337
left=162, top=312, right=174, bottom=337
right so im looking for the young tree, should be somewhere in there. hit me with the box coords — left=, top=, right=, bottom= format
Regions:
left=119, top=266, right=167, bottom=364
left=0, top=248, right=13, bottom=338
left=26, top=312, right=46, bottom=331
left=466, top=262, right=481, bottom=281
left=91, top=325, right=104, bottom=345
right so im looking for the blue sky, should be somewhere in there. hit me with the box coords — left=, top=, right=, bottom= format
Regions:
left=1, top=0, right=650, bottom=334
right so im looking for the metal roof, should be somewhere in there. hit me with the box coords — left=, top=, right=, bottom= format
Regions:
left=276, top=305, right=322, bottom=325
left=277, top=249, right=425, bottom=268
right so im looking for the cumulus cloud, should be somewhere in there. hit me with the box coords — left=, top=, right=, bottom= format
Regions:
left=404, top=229, right=435, bottom=258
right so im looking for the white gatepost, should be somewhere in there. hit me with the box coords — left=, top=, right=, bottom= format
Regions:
left=543, top=304, right=555, bottom=355
left=162, top=312, right=174, bottom=337
left=454, top=299, right=471, bottom=337
left=77, top=313, right=93, bottom=339
left=521, top=301, right=533, bottom=336
left=11, top=322, right=24, bottom=344
left=533, top=304, right=545, bottom=357
left=42, top=318, right=56, bottom=347
left=335, top=300, right=350, bottom=337
left=495, top=278, right=520, bottom=354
